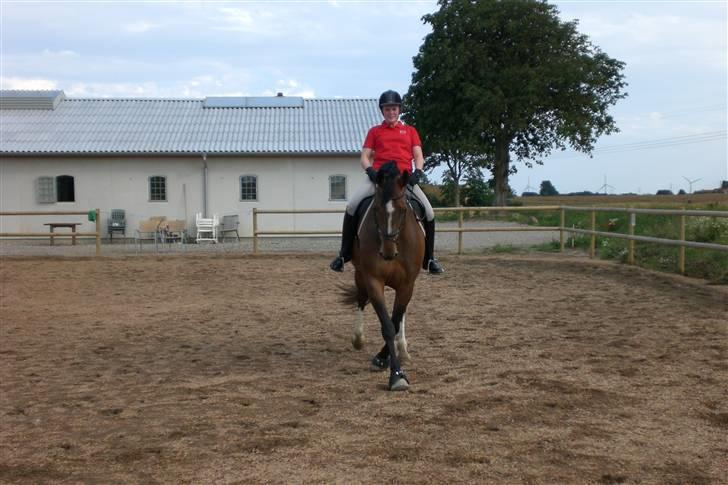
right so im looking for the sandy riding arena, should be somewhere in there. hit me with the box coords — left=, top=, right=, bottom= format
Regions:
left=1, top=253, right=727, bottom=483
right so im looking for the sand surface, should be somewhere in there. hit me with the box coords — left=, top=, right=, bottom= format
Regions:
left=1, top=253, right=726, bottom=483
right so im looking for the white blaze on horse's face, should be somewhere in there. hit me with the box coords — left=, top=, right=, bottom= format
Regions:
left=386, top=200, right=394, bottom=234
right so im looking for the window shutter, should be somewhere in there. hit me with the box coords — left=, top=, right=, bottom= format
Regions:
left=35, top=176, right=56, bottom=203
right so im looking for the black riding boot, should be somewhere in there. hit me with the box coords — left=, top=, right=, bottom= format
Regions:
left=423, top=219, right=444, bottom=274
left=330, top=212, right=356, bottom=272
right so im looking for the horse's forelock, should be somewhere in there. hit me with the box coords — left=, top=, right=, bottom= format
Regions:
left=378, top=161, right=401, bottom=204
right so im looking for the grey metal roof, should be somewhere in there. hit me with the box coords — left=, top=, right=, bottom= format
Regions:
left=0, top=91, right=381, bottom=155
left=0, top=90, right=65, bottom=110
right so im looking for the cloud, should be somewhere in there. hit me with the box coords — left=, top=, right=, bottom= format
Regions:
left=567, top=10, right=726, bottom=70
left=42, top=49, right=79, bottom=58
left=0, top=76, right=58, bottom=90
left=261, top=79, right=315, bottom=98
left=66, top=82, right=160, bottom=98
left=122, top=20, right=159, bottom=33
left=213, top=7, right=278, bottom=34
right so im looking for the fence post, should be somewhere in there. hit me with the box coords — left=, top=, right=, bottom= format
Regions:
left=679, top=207, right=686, bottom=275
left=590, top=208, right=596, bottom=258
left=253, top=208, right=258, bottom=254
left=458, top=209, right=463, bottom=255
left=559, top=207, right=565, bottom=251
left=95, top=208, right=101, bottom=256
left=628, top=211, right=636, bottom=265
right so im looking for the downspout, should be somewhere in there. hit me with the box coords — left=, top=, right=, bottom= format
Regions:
left=202, top=153, right=208, bottom=218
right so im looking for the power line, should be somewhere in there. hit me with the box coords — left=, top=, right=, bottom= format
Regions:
left=549, top=130, right=726, bottom=159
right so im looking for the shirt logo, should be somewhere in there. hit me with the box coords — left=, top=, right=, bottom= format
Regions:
left=400, top=130, right=406, bottom=135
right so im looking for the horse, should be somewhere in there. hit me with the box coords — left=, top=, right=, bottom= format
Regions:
left=344, top=161, right=425, bottom=391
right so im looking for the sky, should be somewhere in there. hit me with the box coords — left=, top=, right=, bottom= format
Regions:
left=1, top=0, right=726, bottom=195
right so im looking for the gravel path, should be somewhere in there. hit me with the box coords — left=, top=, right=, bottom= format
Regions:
left=0, top=220, right=559, bottom=257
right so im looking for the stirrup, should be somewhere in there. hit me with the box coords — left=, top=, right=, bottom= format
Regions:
left=329, top=256, right=345, bottom=272
left=427, top=259, right=444, bottom=274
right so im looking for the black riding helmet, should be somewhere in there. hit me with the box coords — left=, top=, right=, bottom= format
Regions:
left=378, top=90, right=402, bottom=111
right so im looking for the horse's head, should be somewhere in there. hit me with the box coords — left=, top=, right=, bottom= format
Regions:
left=373, top=161, right=410, bottom=261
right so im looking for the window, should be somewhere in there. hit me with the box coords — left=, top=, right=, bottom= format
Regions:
left=149, top=176, right=167, bottom=202
left=56, top=175, right=75, bottom=202
left=35, top=176, right=56, bottom=203
left=35, top=175, right=74, bottom=203
left=240, top=175, right=257, bottom=201
left=329, top=175, right=346, bottom=201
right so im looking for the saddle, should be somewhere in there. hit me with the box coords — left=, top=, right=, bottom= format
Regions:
left=354, top=187, right=425, bottom=236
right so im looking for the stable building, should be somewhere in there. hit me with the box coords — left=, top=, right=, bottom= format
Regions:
left=0, top=90, right=380, bottom=238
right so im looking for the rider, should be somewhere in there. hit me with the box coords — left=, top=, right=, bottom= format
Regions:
left=329, top=89, right=444, bottom=275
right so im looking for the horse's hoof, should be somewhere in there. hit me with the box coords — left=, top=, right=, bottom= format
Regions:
left=389, top=370, right=410, bottom=391
left=398, top=349, right=411, bottom=363
left=370, top=355, right=389, bottom=372
left=351, top=334, right=364, bottom=350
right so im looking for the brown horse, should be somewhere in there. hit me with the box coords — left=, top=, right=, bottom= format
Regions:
left=346, top=161, right=425, bottom=391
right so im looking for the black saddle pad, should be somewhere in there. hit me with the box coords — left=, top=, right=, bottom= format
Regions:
left=354, top=189, right=425, bottom=222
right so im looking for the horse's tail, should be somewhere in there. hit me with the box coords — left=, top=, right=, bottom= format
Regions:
left=339, top=283, right=367, bottom=307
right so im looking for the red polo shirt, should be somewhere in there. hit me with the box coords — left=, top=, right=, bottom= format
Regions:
left=363, top=121, right=422, bottom=174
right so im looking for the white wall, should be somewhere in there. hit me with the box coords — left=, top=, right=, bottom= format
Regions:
left=0, top=154, right=365, bottom=237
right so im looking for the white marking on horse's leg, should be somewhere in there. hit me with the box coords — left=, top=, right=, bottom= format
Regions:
left=386, top=200, right=394, bottom=234
left=351, top=307, right=364, bottom=350
left=396, top=314, right=411, bottom=362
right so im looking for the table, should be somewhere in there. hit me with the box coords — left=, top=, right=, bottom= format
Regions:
left=44, top=222, right=82, bottom=245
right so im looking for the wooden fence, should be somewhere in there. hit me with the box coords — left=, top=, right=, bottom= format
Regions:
left=253, top=205, right=728, bottom=274
left=0, top=210, right=102, bottom=256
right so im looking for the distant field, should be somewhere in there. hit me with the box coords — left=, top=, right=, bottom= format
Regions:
left=514, top=192, right=728, bottom=207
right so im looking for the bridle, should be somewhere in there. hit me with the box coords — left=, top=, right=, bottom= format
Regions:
left=373, top=191, right=407, bottom=245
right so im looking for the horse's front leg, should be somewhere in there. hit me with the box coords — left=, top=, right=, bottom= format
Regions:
left=368, top=285, right=409, bottom=391
left=391, top=284, right=414, bottom=363
left=371, top=294, right=410, bottom=369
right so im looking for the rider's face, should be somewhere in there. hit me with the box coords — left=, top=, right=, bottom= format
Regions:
left=382, top=104, right=400, bottom=125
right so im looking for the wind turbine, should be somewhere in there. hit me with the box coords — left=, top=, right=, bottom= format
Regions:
left=523, top=177, right=537, bottom=194
left=682, top=176, right=702, bottom=194
left=597, top=174, right=615, bottom=195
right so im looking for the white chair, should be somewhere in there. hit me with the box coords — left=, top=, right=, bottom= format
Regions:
left=195, top=212, right=218, bottom=243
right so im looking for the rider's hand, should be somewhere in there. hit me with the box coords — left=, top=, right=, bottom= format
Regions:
left=409, top=168, right=424, bottom=186
left=366, top=166, right=377, bottom=183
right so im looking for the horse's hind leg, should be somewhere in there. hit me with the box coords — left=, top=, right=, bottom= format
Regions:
left=351, top=274, right=368, bottom=350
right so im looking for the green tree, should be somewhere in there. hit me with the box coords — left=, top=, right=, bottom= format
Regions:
left=462, top=169, right=494, bottom=206
left=404, top=0, right=627, bottom=206
left=539, top=180, right=559, bottom=196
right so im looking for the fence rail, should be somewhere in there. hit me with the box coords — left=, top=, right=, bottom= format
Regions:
left=252, top=204, right=728, bottom=274
left=0, top=209, right=102, bottom=255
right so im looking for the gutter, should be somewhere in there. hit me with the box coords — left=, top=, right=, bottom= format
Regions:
left=202, top=153, right=208, bottom=218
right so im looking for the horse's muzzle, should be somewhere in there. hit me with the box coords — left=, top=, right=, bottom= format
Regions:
left=379, top=251, right=398, bottom=261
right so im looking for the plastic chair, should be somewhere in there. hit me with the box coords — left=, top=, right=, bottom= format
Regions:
left=136, top=219, right=162, bottom=252
left=162, top=219, right=188, bottom=246
left=195, top=213, right=218, bottom=243
left=219, top=215, right=240, bottom=242
left=108, top=209, right=126, bottom=242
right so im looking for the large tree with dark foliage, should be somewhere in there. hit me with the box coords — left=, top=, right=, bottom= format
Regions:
left=403, top=0, right=627, bottom=206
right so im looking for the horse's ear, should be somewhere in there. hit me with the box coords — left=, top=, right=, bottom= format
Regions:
left=376, top=169, right=384, bottom=185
